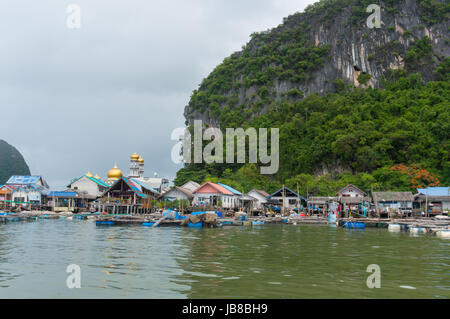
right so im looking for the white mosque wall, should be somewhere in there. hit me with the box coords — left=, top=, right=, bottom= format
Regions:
left=70, top=176, right=102, bottom=197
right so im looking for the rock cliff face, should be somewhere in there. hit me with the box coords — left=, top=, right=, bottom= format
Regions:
left=184, top=0, right=449, bottom=126
left=0, top=140, right=31, bottom=184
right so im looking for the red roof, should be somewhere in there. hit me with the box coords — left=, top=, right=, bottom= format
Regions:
left=0, top=185, right=16, bottom=194
left=193, top=182, right=234, bottom=195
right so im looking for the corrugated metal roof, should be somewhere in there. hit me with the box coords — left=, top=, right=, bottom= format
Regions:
left=86, top=175, right=109, bottom=188
left=268, top=187, right=306, bottom=201
left=252, top=189, right=270, bottom=198
left=131, top=178, right=160, bottom=194
left=49, top=191, right=78, bottom=198
left=336, top=184, right=367, bottom=196
left=6, top=176, right=49, bottom=188
left=182, top=181, right=200, bottom=190
left=417, top=187, right=450, bottom=197
left=161, top=186, right=193, bottom=199
left=194, top=182, right=234, bottom=195
left=122, top=177, right=147, bottom=198
left=218, top=183, right=242, bottom=195
left=68, top=175, right=110, bottom=188
left=373, top=192, right=413, bottom=202
left=11, top=185, right=49, bottom=196
left=0, top=185, right=15, bottom=192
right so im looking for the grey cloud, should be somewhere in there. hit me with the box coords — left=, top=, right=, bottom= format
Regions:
left=0, top=0, right=314, bottom=189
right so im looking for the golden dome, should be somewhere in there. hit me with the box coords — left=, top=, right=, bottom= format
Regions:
left=138, top=157, right=144, bottom=164
left=130, top=152, right=139, bottom=161
left=94, top=174, right=101, bottom=180
left=107, top=164, right=123, bottom=179
left=86, top=171, right=93, bottom=177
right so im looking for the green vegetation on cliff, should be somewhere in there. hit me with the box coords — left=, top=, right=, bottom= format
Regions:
left=0, top=140, right=31, bottom=184
left=176, top=0, right=449, bottom=195
left=176, top=71, right=449, bottom=194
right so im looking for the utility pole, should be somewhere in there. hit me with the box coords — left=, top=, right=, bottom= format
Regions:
left=306, top=184, right=309, bottom=216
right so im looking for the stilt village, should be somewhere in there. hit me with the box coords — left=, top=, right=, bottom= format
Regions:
left=1, top=152, right=449, bottom=238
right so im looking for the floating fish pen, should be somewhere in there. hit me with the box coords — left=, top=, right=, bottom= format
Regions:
left=343, top=222, right=366, bottom=229
left=436, top=230, right=450, bottom=238
left=338, top=218, right=389, bottom=228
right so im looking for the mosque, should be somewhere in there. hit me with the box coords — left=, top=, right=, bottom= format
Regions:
left=104, top=153, right=169, bottom=193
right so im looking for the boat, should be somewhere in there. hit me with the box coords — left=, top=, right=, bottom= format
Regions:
left=142, top=222, right=156, bottom=227
left=188, top=222, right=203, bottom=228
left=96, top=220, right=115, bottom=226
left=251, top=220, right=265, bottom=226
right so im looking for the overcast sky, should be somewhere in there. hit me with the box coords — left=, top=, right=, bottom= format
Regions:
left=1, top=0, right=315, bottom=189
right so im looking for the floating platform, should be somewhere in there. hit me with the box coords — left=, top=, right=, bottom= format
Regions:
left=343, top=222, right=366, bottom=229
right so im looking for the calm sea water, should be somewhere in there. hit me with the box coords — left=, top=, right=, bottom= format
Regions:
left=0, top=220, right=448, bottom=298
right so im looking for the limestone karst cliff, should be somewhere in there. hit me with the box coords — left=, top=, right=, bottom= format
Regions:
left=184, top=0, right=449, bottom=126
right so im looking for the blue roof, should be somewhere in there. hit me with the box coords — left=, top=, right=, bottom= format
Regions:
left=131, top=178, right=160, bottom=194
left=49, top=191, right=78, bottom=198
left=6, top=175, right=47, bottom=187
left=218, top=183, right=242, bottom=195
left=88, top=176, right=110, bottom=188
left=417, top=187, right=450, bottom=197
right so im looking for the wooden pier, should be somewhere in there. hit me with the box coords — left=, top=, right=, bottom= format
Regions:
left=2, top=209, right=449, bottom=238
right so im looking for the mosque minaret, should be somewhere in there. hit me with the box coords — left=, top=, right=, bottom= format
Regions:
left=128, top=152, right=144, bottom=178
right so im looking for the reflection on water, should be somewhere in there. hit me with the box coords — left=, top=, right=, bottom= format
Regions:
left=0, top=220, right=448, bottom=298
